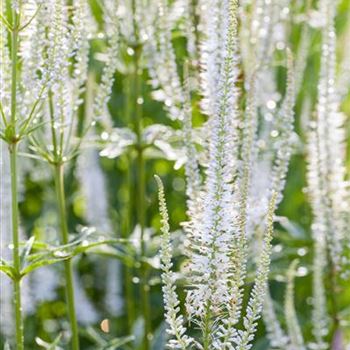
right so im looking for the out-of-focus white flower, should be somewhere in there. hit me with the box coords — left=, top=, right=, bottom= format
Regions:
left=308, top=10, right=327, bottom=28
left=78, top=148, right=123, bottom=317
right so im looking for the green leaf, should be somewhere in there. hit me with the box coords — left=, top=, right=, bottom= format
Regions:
left=21, top=235, right=132, bottom=276
left=71, top=239, right=120, bottom=255
left=151, top=322, right=168, bottom=350
left=84, top=244, right=135, bottom=267
left=103, top=336, right=135, bottom=350
left=83, top=327, right=106, bottom=346
left=99, top=127, right=136, bottom=159
left=21, top=119, right=49, bottom=137
left=131, top=318, right=144, bottom=349
left=277, top=217, right=308, bottom=240
left=21, top=257, right=69, bottom=276
left=0, top=130, right=6, bottom=141
left=35, top=334, right=63, bottom=350
left=0, top=260, right=16, bottom=280
left=82, top=327, right=134, bottom=350
left=31, top=241, right=51, bottom=250
left=20, top=236, right=35, bottom=269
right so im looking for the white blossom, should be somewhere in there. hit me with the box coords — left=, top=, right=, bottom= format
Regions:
left=155, top=175, right=195, bottom=350
left=284, top=261, right=306, bottom=350
left=154, top=1, right=291, bottom=349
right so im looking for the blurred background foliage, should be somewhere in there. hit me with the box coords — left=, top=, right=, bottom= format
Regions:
left=1, top=0, right=350, bottom=349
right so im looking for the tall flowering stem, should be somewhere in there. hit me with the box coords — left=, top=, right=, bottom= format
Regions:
left=135, top=45, right=152, bottom=350
left=123, top=62, right=136, bottom=334
left=9, top=147, right=23, bottom=350
left=307, top=0, right=349, bottom=345
left=235, top=193, right=277, bottom=350
left=131, top=1, right=151, bottom=346
left=45, top=1, right=81, bottom=343
left=18, top=0, right=94, bottom=346
left=8, top=5, right=24, bottom=349
left=188, top=0, right=241, bottom=345
left=155, top=175, right=194, bottom=350
left=149, top=0, right=300, bottom=348
left=53, top=163, right=80, bottom=350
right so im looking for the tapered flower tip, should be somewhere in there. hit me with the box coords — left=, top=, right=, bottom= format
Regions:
left=154, top=174, right=163, bottom=189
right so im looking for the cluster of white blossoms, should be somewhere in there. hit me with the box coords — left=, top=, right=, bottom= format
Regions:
left=0, top=0, right=97, bottom=160
left=0, top=0, right=121, bottom=346
left=154, top=0, right=296, bottom=349
left=254, top=0, right=350, bottom=349
left=307, top=0, right=349, bottom=348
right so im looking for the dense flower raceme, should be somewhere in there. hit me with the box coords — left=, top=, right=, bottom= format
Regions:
left=259, top=1, right=350, bottom=349
left=154, top=0, right=297, bottom=348
left=0, top=0, right=99, bottom=154
left=0, top=0, right=119, bottom=345
left=307, top=0, right=349, bottom=347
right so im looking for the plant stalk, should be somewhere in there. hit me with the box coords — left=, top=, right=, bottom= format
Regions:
left=123, top=74, right=136, bottom=332
left=132, top=43, right=151, bottom=350
left=54, top=163, right=80, bottom=350
left=131, top=0, right=151, bottom=345
left=9, top=143, right=24, bottom=350
left=9, top=8, right=24, bottom=349
left=137, top=133, right=151, bottom=350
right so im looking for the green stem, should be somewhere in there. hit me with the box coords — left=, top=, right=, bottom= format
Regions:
left=130, top=0, right=151, bottom=343
left=9, top=144, right=24, bottom=350
left=49, top=91, right=58, bottom=158
left=9, top=9, right=24, bottom=349
left=191, top=0, right=200, bottom=66
left=11, top=31, right=18, bottom=126
left=123, top=75, right=136, bottom=332
left=124, top=230, right=135, bottom=332
left=132, top=42, right=151, bottom=349
left=138, top=138, right=151, bottom=350
left=54, top=164, right=80, bottom=350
